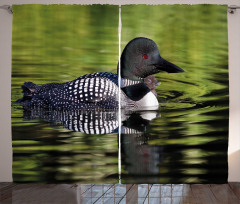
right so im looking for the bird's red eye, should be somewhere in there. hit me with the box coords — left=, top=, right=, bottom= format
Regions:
left=143, top=54, right=148, bottom=59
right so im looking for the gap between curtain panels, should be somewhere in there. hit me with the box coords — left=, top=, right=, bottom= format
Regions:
left=118, top=5, right=122, bottom=183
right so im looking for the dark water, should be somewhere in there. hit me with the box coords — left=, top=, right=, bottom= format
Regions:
left=11, top=5, right=228, bottom=183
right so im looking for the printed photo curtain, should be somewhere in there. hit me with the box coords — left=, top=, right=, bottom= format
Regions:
left=11, top=4, right=229, bottom=184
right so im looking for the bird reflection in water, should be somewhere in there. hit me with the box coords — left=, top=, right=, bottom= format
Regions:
left=22, top=107, right=160, bottom=135
left=22, top=105, right=163, bottom=181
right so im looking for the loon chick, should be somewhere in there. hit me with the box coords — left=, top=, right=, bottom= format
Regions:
left=17, top=37, right=185, bottom=110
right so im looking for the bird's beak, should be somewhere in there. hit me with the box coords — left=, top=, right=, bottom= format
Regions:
left=162, top=58, right=185, bottom=73
left=154, top=55, right=185, bottom=73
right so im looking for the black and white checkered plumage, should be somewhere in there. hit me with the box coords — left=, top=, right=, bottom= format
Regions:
left=19, top=72, right=125, bottom=110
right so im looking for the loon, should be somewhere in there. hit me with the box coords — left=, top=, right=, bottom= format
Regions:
left=17, top=37, right=185, bottom=110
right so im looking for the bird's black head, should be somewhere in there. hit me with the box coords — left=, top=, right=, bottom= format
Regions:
left=119, top=37, right=185, bottom=80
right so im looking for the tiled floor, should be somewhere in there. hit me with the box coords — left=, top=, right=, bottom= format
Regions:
left=1, top=183, right=240, bottom=203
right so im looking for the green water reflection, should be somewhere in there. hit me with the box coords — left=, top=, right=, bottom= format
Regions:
left=12, top=4, right=228, bottom=183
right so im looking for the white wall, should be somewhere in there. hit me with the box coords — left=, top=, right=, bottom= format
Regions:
left=0, top=0, right=240, bottom=182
